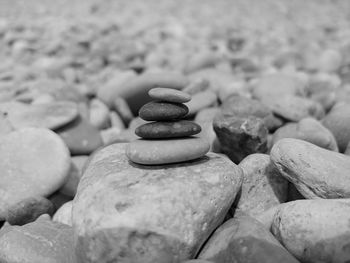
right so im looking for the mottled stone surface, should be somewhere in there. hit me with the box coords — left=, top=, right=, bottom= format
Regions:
left=198, top=214, right=298, bottom=263
left=139, top=101, right=189, bottom=121
left=135, top=120, right=201, bottom=139
left=213, top=114, right=268, bottom=163
left=73, top=143, right=243, bottom=263
left=6, top=196, right=55, bottom=226
left=271, top=138, right=350, bottom=198
left=271, top=199, right=350, bottom=263
left=237, top=154, right=288, bottom=217
left=0, top=217, right=76, bottom=263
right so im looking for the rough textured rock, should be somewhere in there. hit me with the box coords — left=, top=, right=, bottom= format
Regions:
left=271, top=199, right=350, bottom=263
left=73, top=143, right=243, bottom=263
left=0, top=128, right=70, bottom=220
left=139, top=101, right=189, bottom=121
left=236, top=154, right=288, bottom=216
left=0, top=217, right=76, bottom=263
left=198, top=214, right=299, bottom=263
left=213, top=114, right=268, bottom=163
left=271, top=138, right=350, bottom=198
left=272, top=118, right=338, bottom=151
left=322, top=102, right=350, bottom=152
left=6, top=196, right=55, bottom=226
left=220, top=95, right=283, bottom=131
left=0, top=101, right=78, bottom=130
left=135, top=120, right=201, bottom=139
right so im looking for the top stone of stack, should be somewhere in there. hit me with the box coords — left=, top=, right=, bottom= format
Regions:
left=126, top=87, right=210, bottom=165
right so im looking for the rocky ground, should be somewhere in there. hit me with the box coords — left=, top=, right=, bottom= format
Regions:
left=1, top=0, right=350, bottom=262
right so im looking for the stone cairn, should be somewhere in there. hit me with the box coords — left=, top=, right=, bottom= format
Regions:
left=126, top=87, right=210, bottom=165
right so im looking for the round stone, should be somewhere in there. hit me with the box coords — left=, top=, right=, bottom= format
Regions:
left=148, top=88, right=191, bottom=103
left=139, top=101, right=189, bottom=121
left=135, top=120, right=201, bottom=139
left=126, top=137, right=210, bottom=165
left=0, top=128, right=70, bottom=219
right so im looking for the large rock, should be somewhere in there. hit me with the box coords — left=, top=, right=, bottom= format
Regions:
left=272, top=118, right=338, bottom=151
left=213, top=114, right=268, bottom=163
left=220, top=95, right=283, bottom=131
left=73, top=143, right=243, bottom=263
left=197, top=214, right=299, bottom=263
left=271, top=138, right=350, bottom=198
left=271, top=199, right=350, bottom=263
left=0, top=216, right=76, bottom=263
left=0, top=128, right=70, bottom=220
left=322, top=102, right=350, bottom=152
left=236, top=154, right=288, bottom=217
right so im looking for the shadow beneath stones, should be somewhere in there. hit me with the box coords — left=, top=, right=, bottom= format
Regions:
left=128, top=155, right=210, bottom=170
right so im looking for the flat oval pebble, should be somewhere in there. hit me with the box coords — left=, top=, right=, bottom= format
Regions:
left=126, top=137, right=210, bottom=165
left=139, top=101, right=189, bottom=121
left=0, top=101, right=78, bottom=130
left=135, top=120, right=201, bottom=139
left=148, top=88, right=191, bottom=103
left=0, top=128, right=70, bottom=219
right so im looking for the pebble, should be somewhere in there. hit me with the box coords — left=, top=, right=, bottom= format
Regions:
left=88, top=98, right=110, bottom=129
left=0, top=217, right=76, bottom=263
left=135, top=120, right=201, bottom=139
left=139, top=101, right=189, bottom=121
left=322, top=102, right=350, bottom=152
left=198, top=214, right=299, bottom=263
left=6, top=196, right=55, bottom=226
left=221, top=95, right=283, bottom=131
left=53, top=201, right=73, bottom=226
left=73, top=143, right=242, bottom=262
left=213, top=114, right=268, bottom=163
left=237, top=154, right=288, bottom=217
left=272, top=117, right=338, bottom=151
left=271, top=199, right=350, bottom=263
left=112, top=96, right=135, bottom=127
left=318, top=49, right=342, bottom=73
left=0, top=101, right=79, bottom=130
left=59, top=156, right=88, bottom=197
left=0, top=128, right=70, bottom=220
left=185, top=90, right=217, bottom=117
left=56, top=115, right=103, bottom=155
left=126, top=137, right=210, bottom=165
left=271, top=138, right=350, bottom=198
left=269, top=95, right=325, bottom=122
left=148, top=87, right=191, bottom=103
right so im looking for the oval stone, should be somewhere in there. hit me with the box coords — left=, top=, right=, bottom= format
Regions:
left=148, top=88, right=191, bottom=103
left=73, top=143, right=243, bottom=262
left=0, top=128, right=70, bottom=220
left=139, top=101, right=189, bottom=121
left=126, top=137, right=210, bottom=165
left=135, top=120, right=201, bottom=139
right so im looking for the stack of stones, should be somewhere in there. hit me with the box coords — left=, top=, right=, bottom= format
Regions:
left=126, top=87, right=210, bottom=165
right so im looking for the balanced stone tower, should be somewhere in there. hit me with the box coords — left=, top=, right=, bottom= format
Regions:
left=126, top=87, right=210, bottom=165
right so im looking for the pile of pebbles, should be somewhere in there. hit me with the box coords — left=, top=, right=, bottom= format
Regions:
left=1, top=0, right=350, bottom=263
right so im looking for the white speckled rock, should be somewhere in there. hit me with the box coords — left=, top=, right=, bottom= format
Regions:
left=126, top=137, right=210, bottom=165
left=271, top=199, right=350, bottom=263
left=0, top=128, right=70, bottom=220
left=73, top=143, right=243, bottom=263
left=271, top=138, right=350, bottom=198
